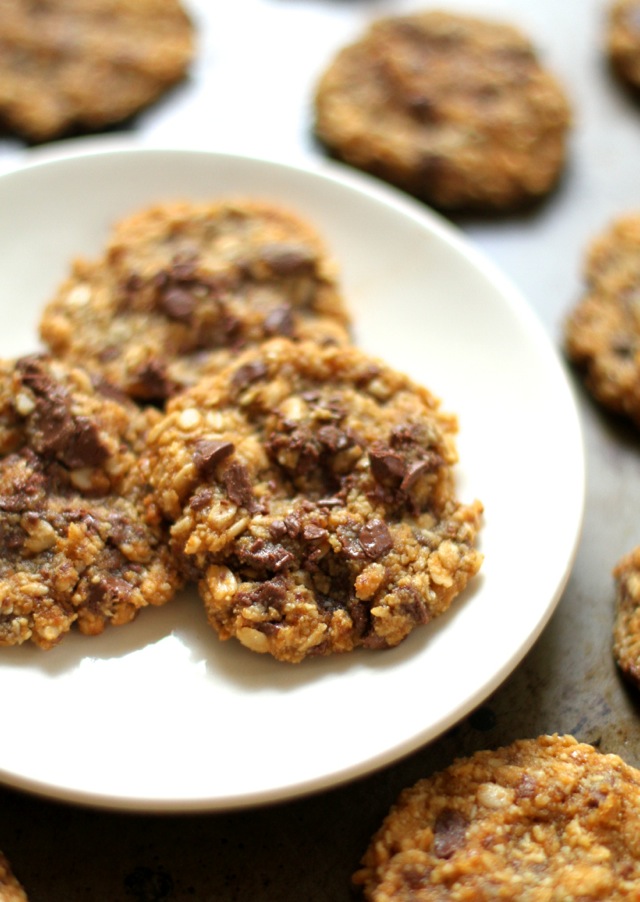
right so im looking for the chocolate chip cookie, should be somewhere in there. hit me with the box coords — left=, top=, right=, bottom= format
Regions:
left=613, top=545, right=640, bottom=686
left=146, top=338, right=483, bottom=663
left=0, top=355, right=182, bottom=649
left=354, top=734, right=640, bottom=900
left=607, top=0, right=640, bottom=91
left=0, top=852, right=27, bottom=902
left=40, top=199, right=350, bottom=405
left=314, top=11, right=571, bottom=212
left=0, top=0, right=194, bottom=142
left=564, top=213, right=640, bottom=425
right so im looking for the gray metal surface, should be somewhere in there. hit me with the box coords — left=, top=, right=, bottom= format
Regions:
left=2, top=1, right=640, bottom=898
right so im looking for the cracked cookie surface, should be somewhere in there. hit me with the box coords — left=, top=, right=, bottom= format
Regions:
left=354, top=734, right=640, bottom=901
left=40, top=199, right=350, bottom=404
left=564, top=213, right=640, bottom=425
left=0, top=0, right=194, bottom=142
left=314, top=10, right=571, bottom=212
left=0, top=355, right=182, bottom=649
left=146, top=338, right=482, bottom=663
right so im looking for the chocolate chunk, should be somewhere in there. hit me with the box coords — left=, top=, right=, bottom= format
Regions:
left=237, top=577, right=287, bottom=611
left=264, top=305, right=295, bottom=337
left=317, top=424, right=351, bottom=452
left=433, top=809, right=468, bottom=859
left=223, top=461, right=257, bottom=511
left=231, top=361, right=268, bottom=391
left=337, top=525, right=365, bottom=560
left=236, top=538, right=295, bottom=572
left=189, top=487, right=214, bottom=511
left=369, top=442, right=406, bottom=485
left=302, top=523, right=329, bottom=542
left=86, top=574, right=133, bottom=609
left=64, top=416, right=109, bottom=469
left=256, top=242, right=317, bottom=276
left=193, top=439, right=235, bottom=476
left=133, top=358, right=174, bottom=401
left=400, top=458, right=438, bottom=492
left=359, top=519, right=393, bottom=559
left=160, top=287, right=196, bottom=322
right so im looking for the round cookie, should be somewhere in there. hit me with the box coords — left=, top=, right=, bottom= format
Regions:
left=607, top=0, right=640, bottom=91
left=564, top=213, right=640, bottom=425
left=354, top=734, right=640, bottom=900
left=314, top=11, right=571, bottom=212
left=0, top=0, right=194, bottom=143
left=146, top=338, right=483, bottom=663
left=0, top=355, right=182, bottom=650
left=0, top=852, right=27, bottom=902
left=40, top=199, right=351, bottom=405
left=613, top=545, right=640, bottom=686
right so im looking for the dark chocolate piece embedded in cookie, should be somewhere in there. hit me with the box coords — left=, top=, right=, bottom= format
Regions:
left=607, top=0, right=640, bottom=91
left=0, top=851, right=28, bottom=902
left=145, top=338, right=482, bottom=663
left=354, top=734, right=640, bottom=900
left=314, top=11, right=571, bottom=212
left=0, top=0, right=194, bottom=142
left=0, top=355, right=182, bottom=649
left=564, top=213, right=640, bottom=425
left=40, top=199, right=351, bottom=405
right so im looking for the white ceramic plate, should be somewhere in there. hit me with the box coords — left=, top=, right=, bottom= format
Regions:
left=0, top=141, right=584, bottom=811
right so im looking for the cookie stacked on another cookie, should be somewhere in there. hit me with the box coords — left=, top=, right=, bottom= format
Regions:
left=144, top=338, right=483, bottom=663
left=314, top=10, right=571, bottom=213
left=0, top=0, right=194, bottom=142
left=354, top=734, right=640, bottom=900
left=0, top=355, right=182, bottom=649
left=40, top=200, right=351, bottom=405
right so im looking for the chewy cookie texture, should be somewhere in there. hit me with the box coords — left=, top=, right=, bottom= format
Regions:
left=145, top=338, right=483, bottom=663
left=354, top=734, right=640, bottom=901
left=564, top=213, right=640, bottom=426
left=40, top=199, right=350, bottom=405
left=314, top=10, right=571, bottom=213
left=0, top=355, right=182, bottom=649
left=0, top=0, right=194, bottom=142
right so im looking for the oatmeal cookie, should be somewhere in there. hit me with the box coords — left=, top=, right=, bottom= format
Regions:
left=607, top=0, right=640, bottom=91
left=146, top=338, right=482, bottom=663
left=0, top=852, right=27, bottom=902
left=354, top=734, right=640, bottom=901
left=613, top=546, right=640, bottom=686
left=314, top=11, right=571, bottom=212
left=40, top=199, right=350, bottom=404
left=564, top=213, right=640, bottom=425
left=0, top=355, right=182, bottom=649
left=0, top=0, right=194, bottom=143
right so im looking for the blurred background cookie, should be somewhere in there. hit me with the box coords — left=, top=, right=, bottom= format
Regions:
left=0, top=0, right=194, bottom=143
left=564, top=212, right=640, bottom=425
left=314, top=10, right=571, bottom=213
left=607, top=0, right=640, bottom=91
left=613, top=546, right=640, bottom=686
